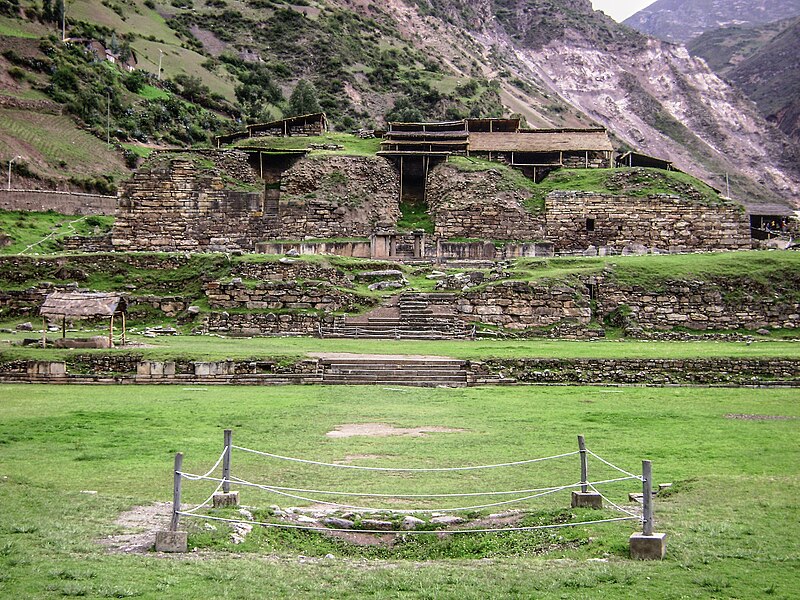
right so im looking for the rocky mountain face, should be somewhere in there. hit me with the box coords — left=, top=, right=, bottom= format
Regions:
left=624, top=0, right=800, bottom=42
left=689, top=17, right=800, bottom=145
left=375, top=0, right=799, bottom=207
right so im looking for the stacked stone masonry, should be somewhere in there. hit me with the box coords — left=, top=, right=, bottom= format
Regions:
left=203, top=280, right=366, bottom=312
left=427, top=164, right=545, bottom=240
left=457, top=281, right=592, bottom=329
left=545, top=192, right=751, bottom=252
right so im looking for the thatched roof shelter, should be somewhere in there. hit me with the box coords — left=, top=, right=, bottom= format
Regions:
left=40, top=292, right=126, bottom=318
left=39, top=292, right=127, bottom=347
left=469, top=128, right=613, bottom=153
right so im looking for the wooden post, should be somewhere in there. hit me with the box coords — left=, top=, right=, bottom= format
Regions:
left=642, top=460, right=653, bottom=536
left=170, top=452, right=183, bottom=532
left=578, top=435, right=588, bottom=493
left=42, top=317, right=47, bottom=348
left=222, top=429, right=232, bottom=494
left=109, top=314, right=114, bottom=348
left=399, top=156, right=404, bottom=202
left=121, top=312, right=126, bottom=347
left=61, top=316, right=66, bottom=339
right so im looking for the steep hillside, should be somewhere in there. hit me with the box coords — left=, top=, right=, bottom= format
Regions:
left=421, top=0, right=800, bottom=207
left=1, top=0, right=798, bottom=209
left=690, top=17, right=800, bottom=145
left=624, top=0, right=800, bottom=42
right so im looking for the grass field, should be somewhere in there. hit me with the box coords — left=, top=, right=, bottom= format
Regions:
left=0, top=384, right=798, bottom=598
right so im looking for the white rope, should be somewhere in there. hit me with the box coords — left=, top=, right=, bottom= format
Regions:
left=587, top=483, right=640, bottom=519
left=232, top=445, right=579, bottom=472
left=586, top=449, right=642, bottom=480
left=225, top=475, right=574, bottom=513
left=181, top=480, right=225, bottom=515
left=176, top=512, right=638, bottom=535
left=177, top=471, right=639, bottom=504
left=178, top=447, right=229, bottom=481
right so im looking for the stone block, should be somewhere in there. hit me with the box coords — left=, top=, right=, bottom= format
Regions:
left=213, top=491, right=240, bottom=508
left=629, top=532, right=667, bottom=560
left=155, top=530, right=188, bottom=553
left=571, top=491, right=603, bottom=509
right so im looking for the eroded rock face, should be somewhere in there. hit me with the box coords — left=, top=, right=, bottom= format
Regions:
left=427, top=164, right=545, bottom=241
left=279, top=155, right=401, bottom=239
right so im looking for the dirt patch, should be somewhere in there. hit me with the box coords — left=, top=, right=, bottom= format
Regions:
left=724, top=413, right=797, bottom=421
left=326, top=423, right=467, bottom=438
left=98, top=502, right=171, bottom=554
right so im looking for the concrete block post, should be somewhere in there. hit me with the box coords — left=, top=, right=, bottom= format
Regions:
left=571, top=434, right=602, bottom=509
left=213, top=428, right=239, bottom=508
left=630, top=460, right=667, bottom=559
left=155, top=452, right=187, bottom=552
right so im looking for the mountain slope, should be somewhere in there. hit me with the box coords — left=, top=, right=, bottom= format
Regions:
left=1, top=0, right=798, bottom=209
left=624, top=0, right=800, bottom=42
left=689, top=17, right=800, bottom=145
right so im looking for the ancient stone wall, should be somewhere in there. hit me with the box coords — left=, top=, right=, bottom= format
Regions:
left=277, top=155, right=400, bottom=239
left=112, top=153, right=400, bottom=251
left=456, top=281, right=592, bottom=329
left=204, top=280, right=366, bottom=312
left=204, top=312, right=324, bottom=336
left=427, top=164, right=545, bottom=240
left=545, top=192, right=751, bottom=252
left=597, top=279, right=800, bottom=331
left=0, top=189, right=116, bottom=215
left=230, top=260, right=352, bottom=286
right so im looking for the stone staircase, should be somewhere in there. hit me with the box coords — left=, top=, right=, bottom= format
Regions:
left=320, top=292, right=473, bottom=339
left=319, top=356, right=470, bottom=387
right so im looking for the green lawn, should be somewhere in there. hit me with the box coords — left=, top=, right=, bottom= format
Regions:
left=0, top=384, right=798, bottom=598
left=0, top=331, right=798, bottom=363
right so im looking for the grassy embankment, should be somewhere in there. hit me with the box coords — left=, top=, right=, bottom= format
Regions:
left=0, top=384, right=797, bottom=598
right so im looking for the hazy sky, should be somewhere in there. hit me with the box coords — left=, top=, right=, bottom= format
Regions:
left=591, top=0, right=657, bottom=22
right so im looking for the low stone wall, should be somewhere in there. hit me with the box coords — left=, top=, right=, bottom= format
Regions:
left=204, top=280, right=365, bottom=312
left=427, top=164, right=545, bottom=241
left=0, top=189, right=116, bottom=215
left=597, top=280, right=800, bottom=331
left=457, top=281, right=592, bottom=329
left=2, top=356, right=797, bottom=386
left=230, top=260, right=352, bottom=286
left=546, top=192, right=751, bottom=252
left=204, top=312, right=324, bottom=336
left=481, top=358, right=800, bottom=386
left=256, top=240, right=372, bottom=258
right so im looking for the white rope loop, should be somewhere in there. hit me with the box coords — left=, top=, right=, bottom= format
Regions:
left=586, top=449, right=642, bottom=480
left=179, top=446, right=229, bottom=481
left=232, top=445, right=580, bottom=472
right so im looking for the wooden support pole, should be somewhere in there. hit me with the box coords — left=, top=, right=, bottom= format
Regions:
left=170, top=452, right=183, bottom=532
left=642, top=460, right=653, bottom=535
left=222, top=429, right=232, bottom=494
left=42, top=317, right=47, bottom=348
left=61, top=316, right=66, bottom=339
left=121, top=312, right=126, bottom=347
left=109, top=313, right=114, bottom=348
left=578, top=435, right=588, bottom=493
left=399, top=156, right=404, bottom=203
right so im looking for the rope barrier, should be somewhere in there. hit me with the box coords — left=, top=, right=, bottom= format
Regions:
left=178, top=446, right=229, bottom=481
left=232, top=445, right=580, bottom=472
left=181, top=480, right=225, bottom=515
left=176, top=512, right=639, bottom=535
left=588, top=483, right=640, bottom=519
left=586, top=449, right=642, bottom=480
left=223, top=475, right=574, bottom=513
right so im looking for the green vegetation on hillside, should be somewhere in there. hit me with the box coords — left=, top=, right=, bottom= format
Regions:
left=525, top=167, right=726, bottom=209
left=0, top=210, right=113, bottom=254
left=237, top=133, right=381, bottom=156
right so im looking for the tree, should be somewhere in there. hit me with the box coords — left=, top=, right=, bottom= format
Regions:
left=286, top=79, right=321, bottom=117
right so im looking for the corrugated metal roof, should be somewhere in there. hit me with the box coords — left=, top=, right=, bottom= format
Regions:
left=469, top=129, right=614, bottom=153
left=40, top=292, right=126, bottom=318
